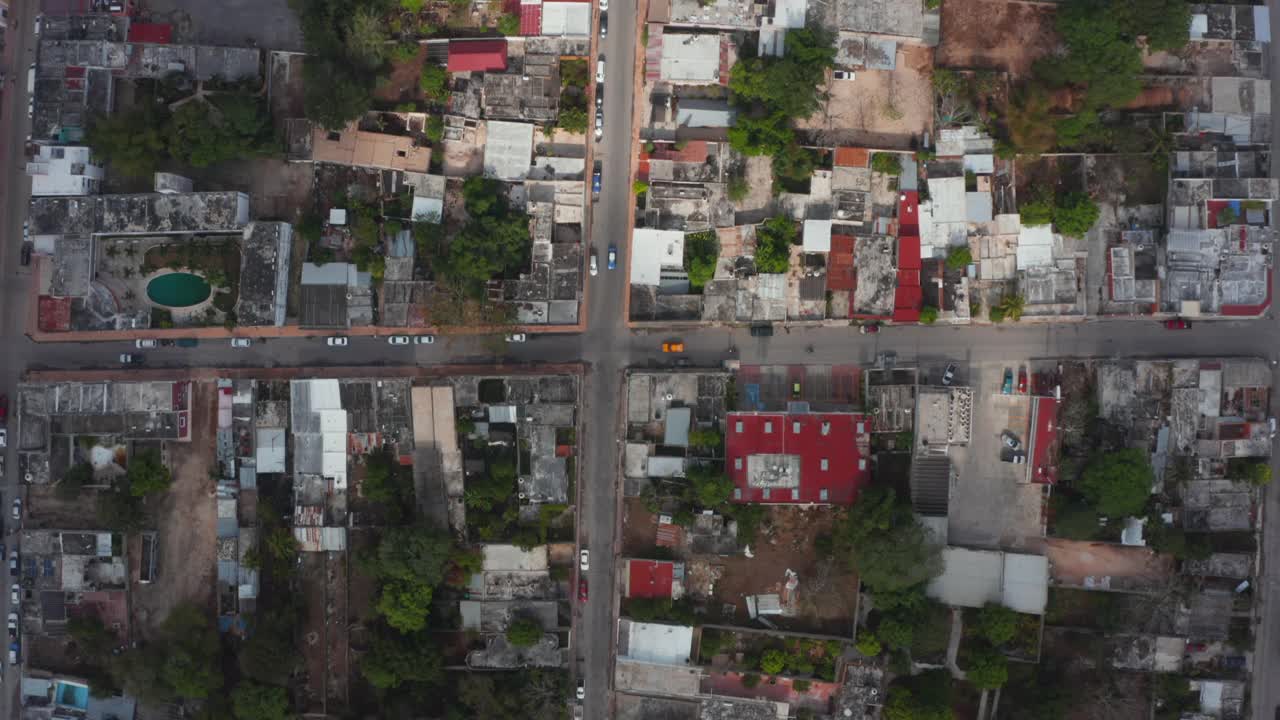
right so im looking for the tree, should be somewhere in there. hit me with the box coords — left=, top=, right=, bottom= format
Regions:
left=361, top=629, right=444, bottom=689
left=728, top=111, right=796, bottom=157
left=871, top=153, right=902, bottom=175
left=919, top=306, right=939, bottom=324
left=1005, top=83, right=1056, bottom=155
left=973, top=604, right=1019, bottom=646
left=368, top=526, right=453, bottom=631
left=419, top=64, right=449, bottom=101
left=741, top=673, right=761, bottom=688
left=831, top=486, right=942, bottom=593
left=346, top=8, right=389, bottom=70
left=755, top=216, right=796, bottom=273
left=439, top=177, right=530, bottom=297
left=97, top=487, right=146, bottom=532
left=1079, top=448, right=1153, bottom=517
left=239, top=606, right=301, bottom=687
left=728, top=175, right=750, bottom=202
left=127, top=448, right=172, bottom=497
left=87, top=108, right=169, bottom=178
left=557, top=105, right=588, bottom=134
left=878, top=617, right=914, bottom=650
left=1114, top=0, right=1190, bottom=52
left=231, top=682, right=290, bottom=720
left=964, top=646, right=1009, bottom=689
left=632, top=180, right=649, bottom=195
left=759, top=649, right=786, bottom=675
left=995, top=293, right=1026, bottom=322
left=728, top=28, right=833, bottom=120
left=884, top=671, right=954, bottom=720
left=506, top=617, right=544, bottom=647
left=156, top=604, right=223, bottom=699
left=1051, top=498, right=1101, bottom=540
left=1053, top=192, right=1100, bottom=237
left=303, top=61, right=372, bottom=131
left=1036, top=0, right=1143, bottom=109
left=855, top=633, right=882, bottom=657
left=1020, top=198, right=1055, bottom=227
left=684, top=230, right=719, bottom=292
left=497, top=13, right=521, bottom=35
left=687, top=464, right=733, bottom=508
left=688, top=427, right=723, bottom=450
left=945, top=246, right=972, bottom=271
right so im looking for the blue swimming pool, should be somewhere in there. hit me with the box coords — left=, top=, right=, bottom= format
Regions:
left=55, top=681, right=89, bottom=709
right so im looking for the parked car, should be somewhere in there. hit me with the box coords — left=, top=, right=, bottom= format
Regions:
left=1164, top=317, right=1191, bottom=330
left=19, top=243, right=31, bottom=267
left=7, top=552, right=16, bottom=577
left=1017, top=369, right=1027, bottom=394
left=1001, top=369, right=1013, bottom=394
left=596, top=59, right=605, bottom=83
left=0, top=395, right=8, bottom=425
left=388, top=336, right=411, bottom=345
left=577, top=680, right=586, bottom=700
left=1001, top=431, right=1021, bottom=450
left=9, top=500, right=17, bottom=521
left=579, top=549, right=590, bottom=571
left=0, top=430, right=7, bottom=449
left=607, top=245, right=617, bottom=270
left=662, top=340, right=685, bottom=353
left=599, top=11, right=607, bottom=37
left=589, top=254, right=598, bottom=276
left=592, top=167, right=602, bottom=195
left=135, top=339, right=157, bottom=349
left=578, top=578, right=588, bottom=602
left=859, top=323, right=880, bottom=334
left=832, top=69, right=854, bottom=80
left=1270, top=417, right=1277, bottom=438
left=942, top=363, right=957, bottom=387
left=230, top=338, right=252, bottom=348
left=506, top=333, right=528, bottom=343
left=8, top=613, right=17, bottom=639
left=8, top=642, right=16, bottom=665
left=8, top=585, right=16, bottom=606
left=326, top=337, right=349, bottom=347
left=414, top=335, right=435, bottom=345
left=594, top=111, right=603, bottom=140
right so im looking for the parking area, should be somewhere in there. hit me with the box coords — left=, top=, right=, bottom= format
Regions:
left=946, top=361, right=1047, bottom=550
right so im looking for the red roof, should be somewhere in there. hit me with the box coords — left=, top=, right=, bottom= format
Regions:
left=37, top=296, right=71, bottom=332
left=447, top=40, right=509, bottom=73
left=898, top=191, right=920, bottom=235
left=1029, top=397, right=1060, bottom=485
left=626, top=559, right=674, bottom=598
left=834, top=147, right=869, bottom=167
left=726, top=411, right=871, bottom=505
left=519, top=4, right=543, bottom=35
left=127, top=23, right=173, bottom=44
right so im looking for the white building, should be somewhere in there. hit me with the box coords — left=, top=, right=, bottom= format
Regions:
left=25, top=146, right=104, bottom=196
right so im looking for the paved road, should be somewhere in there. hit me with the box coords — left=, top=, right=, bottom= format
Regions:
left=1, top=0, right=37, bottom=712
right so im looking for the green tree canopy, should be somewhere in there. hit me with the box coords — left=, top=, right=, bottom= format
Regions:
left=755, top=216, right=796, bottom=273
left=686, top=463, right=733, bottom=508
left=231, top=681, right=290, bottom=720
left=97, top=487, right=146, bottom=532
left=1052, top=192, right=1101, bottom=237
left=127, top=448, right=172, bottom=497
left=1079, top=448, right=1153, bottom=517
left=87, top=108, right=168, bottom=178
left=368, top=526, right=454, bottom=632
left=919, top=306, right=939, bottom=324
left=972, top=604, right=1019, bottom=646
left=727, top=112, right=796, bottom=156
left=439, top=178, right=531, bottom=297
left=871, top=153, right=903, bottom=175
left=361, top=629, right=444, bottom=689
left=419, top=64, right=449, bottom=101
left=1036, top=0, right=1143, bottom=109
left=684, top=231, right=719, bottom=292
left=884, top=671, right=954, bottom=720
left=831, top=486, right=943, bottom=594
left=557, top=105, right=588, bottom=134
left=945, top=246, right=972, bottom=271
left=855, top=634, right=882, bottom=657
left=1020, top=198, right=1054, bottom=226
left=302, top=60, right=374, bottom=131
left=760, top=649, right=786, bottom=675
left=728, top=29, right=834, bottom=119
left=506, top=616, right=545, bottom=647
left=877, top=617, right=914, bottom=650
left=964, top=646, right=1009, bottom=689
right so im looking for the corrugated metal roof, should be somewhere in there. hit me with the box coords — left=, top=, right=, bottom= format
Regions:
left=1001, top=553, right=1048, bottom=614
left=256, top=427, right=286, bottom=473
left=664, top=407, right=692, bottom=447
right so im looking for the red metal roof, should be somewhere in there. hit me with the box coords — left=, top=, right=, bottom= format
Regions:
left=898, top=190, right=920, bottom=235
left=127, top=23, right=173, bottom=44
left=519, top=4, right=543, bottom=35
left=626, top=559, right=674, bottom=598
left=834, top=147, right=870, bottom=167
left=726, top=411, right=871, bottom=505
left=37, top=296, right=70, bottom=332
left=826, top=235, right=856, bottom=293
left=1029, top=396, right=1060, bottom=485
left=447, top=40, right=509, bottom=73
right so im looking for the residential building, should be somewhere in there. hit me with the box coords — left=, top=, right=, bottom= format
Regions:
left=725, top=410, right=871, bottom=504
left=25, top=145, right=103, bottom=196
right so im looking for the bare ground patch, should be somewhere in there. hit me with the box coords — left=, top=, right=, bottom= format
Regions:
left=937, top=0, right=1060, bottom=78
left=799, top=45, right=933, bottom=150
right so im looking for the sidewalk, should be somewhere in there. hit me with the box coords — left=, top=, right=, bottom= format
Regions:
left=25, top=361, right=586, bottom=383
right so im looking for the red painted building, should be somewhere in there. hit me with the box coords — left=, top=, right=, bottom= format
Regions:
left=625, top=559, right=675, bottom=599
left=726, top=411, right=871, bottom=504
left=126, top=22, right=173, bottom=43
left=446, top=39, right=509, bottom=73
left=1027, top=396, right=1059, bottom=485
left=893, top=191, right=922, bottom=323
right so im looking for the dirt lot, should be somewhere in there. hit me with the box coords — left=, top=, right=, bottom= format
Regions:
left=621, top=498, right=663, bottom=555
left=712, top=507, right=857, bottom=635
left=268, top=52, right=307, bottom=126
left=1014, top=154, right=1087, bottom=205
left=1087, top=154, right=1167, bottom=206
left=1045, top=538, right=1176, bottom=591
left=131, top=381, right=218, bottom=636
left=168, top=157, right=316, bottom=223
left=937, top=0, right=1060, bottom=78
left=375, top=46, right=430, bottom=106
left=800, top=45, right=933, bottom=150
left=26, top=483, right=108, bottom=530
left=299, top=551, right=351, bottom=715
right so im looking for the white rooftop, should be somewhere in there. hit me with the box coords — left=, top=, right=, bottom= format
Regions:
left=1015, top=224, right=1054, bottom=270
left=483, top=120, right=535, bottom=181
left=26, top=145, right=104, bottom=197
left=660, top=34, right=721, bottom=83
left=412, top=196, right=443, bottom=222
left=541, top=1, right=591, bottom=35
left=630, top=228, right=686, bottom=285
left=775, top=0, right=807, bottom=28
left=927, top=547, right=1049, bottom=615
left=803, top=219, right=832, bottom=252
left=620, top=620, right=695, bottom=665
left=482, top=544, right=550, bottom=571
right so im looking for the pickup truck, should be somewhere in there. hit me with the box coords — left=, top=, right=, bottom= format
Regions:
left=175, top=338, right=199, bottom=348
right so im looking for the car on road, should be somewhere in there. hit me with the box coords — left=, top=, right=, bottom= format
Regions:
left=577, top=680, right=585, bottom=700
left=326, top=337, right=349, bottom=347
left=1164, top=317, right=1191, bottom=330
left=10, top=500, right=18, bottom=521
left=942, top=363, right=957, bottom=386
left=0, top=429, right=7, bottom=449
left=599, top=11, right=607, bottom=37
left=119, top=353, right=142, bottom=365
left=750, top=324, right=773, bottom=337
left=594, top=111, right=603, bottom=140
left=8, top=585, right=17, bottom=606
left=20, top=242, right=32, bottom=267
left=33, top=16, right=41, bottom=35
left=8, top=613, right=17, bottom=640
left=8, top=642, right=16, bottom=665
left=589, top=254, right=598, bottom=276
left=7, top=552, right=16, bottom=577
left=607, top=245, right=617, bottom=270
left=599, top=0, right=608, bottom=12
left=578, top=577, right=588, bottom=602
left=0, top=395, right=8, bottom=425
left=1001, top=369, right=1013, bottom=394
left=506, top=333, right=528, bottom=343
left=579, top=549, right=589, bottom=571
left=415, top=335, right=435, bottom=344
left=230, top=338, right=252, bottom=348
left=859, top=323, right=880, bottom=334
left=596, top=59, right=605, bottom=83
left=135, top=339, right=158, bottom=349
left=388, top=336, right=411, bottom=345
left=662, top=340, right=685, bottom=353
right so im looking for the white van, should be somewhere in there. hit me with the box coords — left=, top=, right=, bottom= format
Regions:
left=596, top=59, right=605, bottom=84
left=26, top=64, right=34, bottom=93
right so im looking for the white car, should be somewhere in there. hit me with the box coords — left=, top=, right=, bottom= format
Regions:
left=599, top=0, right=608, bottom=11
left=9, top=500, right=18, bottom=521
left=326, top=337, right=349, bottom=347
left=577, top=680, right=585, bottom=700
left=230, top=338, right=252, bottom=348
left=8, top=585, right=16, bottom=606
left=506, top=333, right=528, bottom=343
left=388, top=336, right=410, bottom=345
left=579, top=549, right=590, bottom=571
left=589, top=255, right=598, bottom=276
left=0, top=430, right=7, bottom=449
left=135, top=339, right=158, bottom=349
left=594, top=112, right=603, bottom=140
left=414, top=335, right=435, bottom=345
left=596, top=59, right=605, bottom=84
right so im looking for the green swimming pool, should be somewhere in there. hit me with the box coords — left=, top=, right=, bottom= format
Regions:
left=146, top=272, right=212, bottom=307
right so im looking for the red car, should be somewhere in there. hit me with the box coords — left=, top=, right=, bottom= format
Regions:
left=0, top=395, right=9, bottom=424
left=578, top=578, right=588, bottom=603
left=1165, top=318, right=1191, bottom=330
left=1017, top=370, right=1027, bottom=394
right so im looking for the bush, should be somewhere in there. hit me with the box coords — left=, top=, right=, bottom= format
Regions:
left=632, top=180, right=649, bottom=196
left=728, top=175, right=750, bottom=202
left=684, top=230, right=719, bottom=293
left=945, top=246, right=972, bottom=271
left=497, top=13, right=520, bottom=35
left=1020, top=198, right=1054, bottom=226
left=742, top=673, right=761, bottom=688
left=964, top=646, right=1009, bottom=689
left=919, top=306, right=939, bottom=324
left=878, top=617, right=914, bottom=650
left=506, top=617, right=543, bottom=647
left=972, top=604, right=1019, bottom=646
left=754, top=216, right=796, bottom=274
left=1053, top=192, right=1100, bottom=236
left=420, top=64, right=449, bottom=101
left=760, top=649, right=786, bottom=675
left=871, top=153, right=902, bottom=175
left=1079, top=448, right=1153, bottom=517
left=855, top=634, right=882, bottom=657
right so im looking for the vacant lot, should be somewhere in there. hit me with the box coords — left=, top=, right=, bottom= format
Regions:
left=1015, top=154, right=1087, bottom=205
left=1087, top=154, right=1167, bottom=206
left=800, top=45, right=933, bottom=149
left=131, top=381, right=218, bottom=635
left=937, top=0, right=1059, bottom=78
left=143, top=0, right=303, bottom=51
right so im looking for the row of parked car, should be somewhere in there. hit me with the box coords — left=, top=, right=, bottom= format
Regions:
left=3, top=498, right=21, bottom=671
